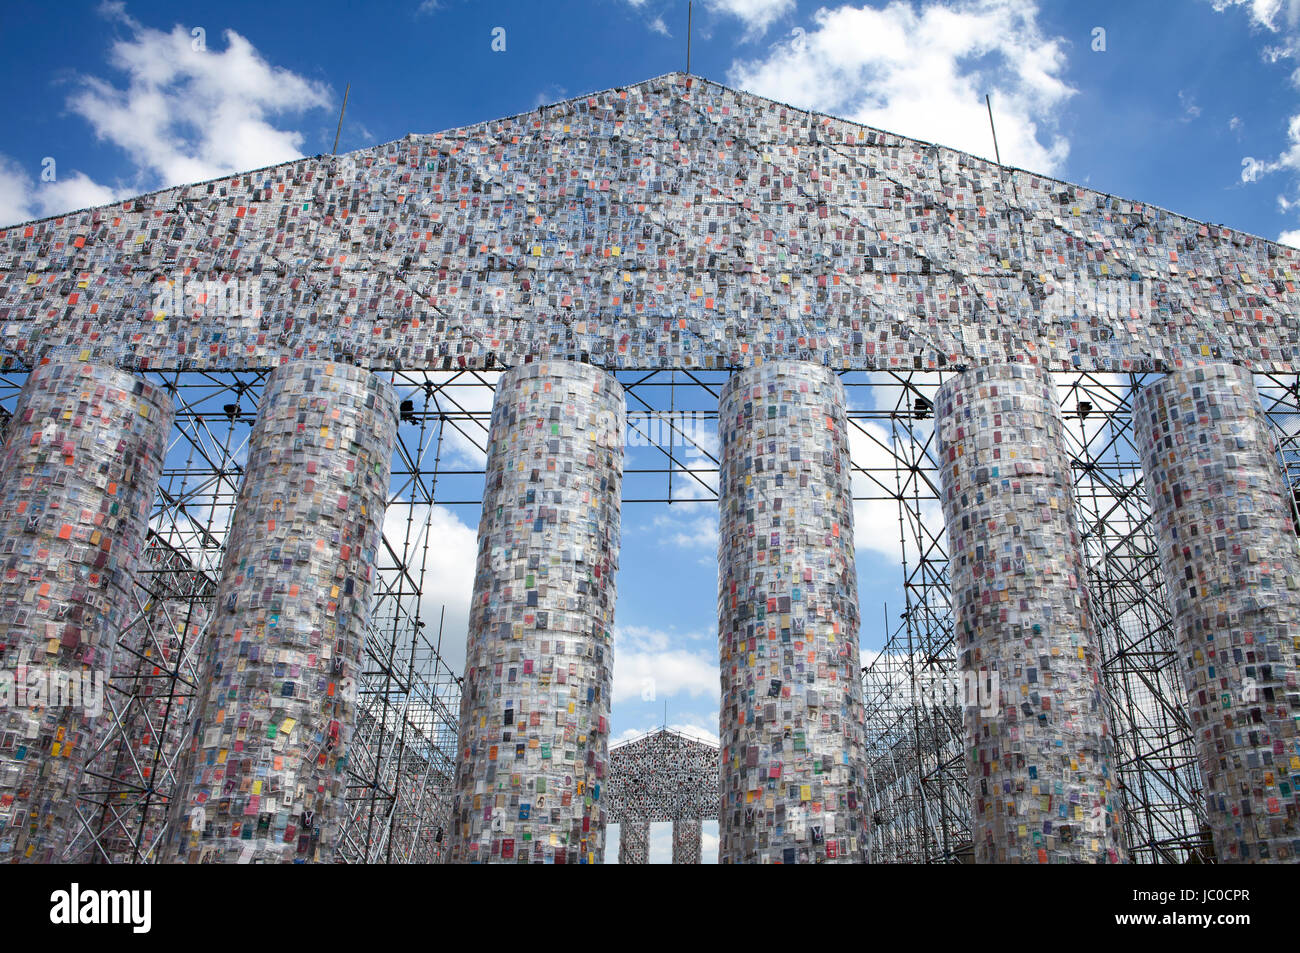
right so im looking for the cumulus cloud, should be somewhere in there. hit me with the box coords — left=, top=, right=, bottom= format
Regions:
left=1214, top=0, right=1300, bottom=227
left=394, top=372, right=499, bottom=468
left=380, top=503, right=478, bottom=674
left=707, top=0, right=796, bottom=37
left=847, top=414, right=944, bottom=566
left=1243, top=155, right=1278, bottom=182
left=651, top=509, right=718, bottom=549
left=0, top=155, right=124, bottom=228
left=0, top=158, right=37, bottom=227
left=0, top=3, right=333, bottom=227
left=612, top=625, right=718, bottom=703
left=75, top=4, right=331, bottom=185
left=1211, top=0, right=1300, bottom=32
left=726, top=0, right=1075, bottom=173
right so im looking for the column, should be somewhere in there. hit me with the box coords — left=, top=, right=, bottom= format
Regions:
left=717, top=360, right=868, bottom=864
left=1133, top=362, right=1300, bottom=863
left=0, top=362, right=172, bottom=863
left=448, top=359, right=624, bottom=864
left=935, top=362, right=1126, bottom=863
left=619, top=819, right=650, bottom=864
left=672, top=817, right=703, bottom=864
left=166, top=362, right=397, bottom=863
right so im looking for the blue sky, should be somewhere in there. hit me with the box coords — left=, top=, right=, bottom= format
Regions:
left=4, top=0, right=1300, bottom=858
left=6, top=0, right=1300, bottom=240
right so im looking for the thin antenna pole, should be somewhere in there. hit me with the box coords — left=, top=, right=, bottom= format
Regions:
left=984, top=93, right=1002, bottom=166
left=332, top=82, right=351, bottom=155
left=686, top=2, right=692, bottom=75
left=985, top=93, right=1022, bottom=211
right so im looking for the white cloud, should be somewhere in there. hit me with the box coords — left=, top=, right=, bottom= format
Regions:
left=649, top=821, right=672, bottom=861
left=533, top=86, right=568, bottom=108
left=1212, top=1, right=1300, bottom=80
left=392, top=372, right=498, bottom=469
left=1239, top=115, right=1300, bottom=187
left=380, top=503, right=477, bottom=674
left=71, top=6, right=331, bottom=188
left=1279, top=228, right=1300, bottom=245
left=707, top=0, right=795, bottom=37
left=726, top=0, right=1075, bottom=174
left=1, top=5, right=332, bottom=226
left=0, top=156, right=125, bottom=228
left=651, top=509, right=718, bottom=549
left=612, top=625, right=718, bottom=703
left=1, top=2, right=333, bottom=229
left=609, top=726, right=644, bottom=746
left=650, top=16, right=671, bottom=36
left=38, top=171, right=120, bottom=214
left=848, top=416, right=944, bottom=565
left=1211, top=0, right=1299, bottom=32
left=700, top=824, right=720, bottom=863
left=1243, top=155, right=1273, bottom=182
left=1213, top=2, right=1300, bottom=228
left=0, top=157, right=35, bottom=227
left=668, top=720, right=720, bottom=746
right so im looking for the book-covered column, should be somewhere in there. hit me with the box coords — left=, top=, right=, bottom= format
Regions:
left=672, top=818, right=703, bottom=863
left=618, top=819, right=649, bottom=864
left=0, top=362, right=172, bottom=863
left=1134, top=362, right=1300, bottom=863
left=448, top=359, right=624, bottom=864
left=166, top=362, right=396, bottom=863
left=717, top=361, right=868, bottom=864
left=935, top=362, right=1127, bottom=863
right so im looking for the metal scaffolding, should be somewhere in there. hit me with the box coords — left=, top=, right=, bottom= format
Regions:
left=2, top=366, right=1291, bottom=863
left=0, top=369, right=471, bottom=863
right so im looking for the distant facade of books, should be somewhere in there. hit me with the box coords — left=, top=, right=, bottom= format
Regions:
left=607, top=727, right=717, bottom=865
